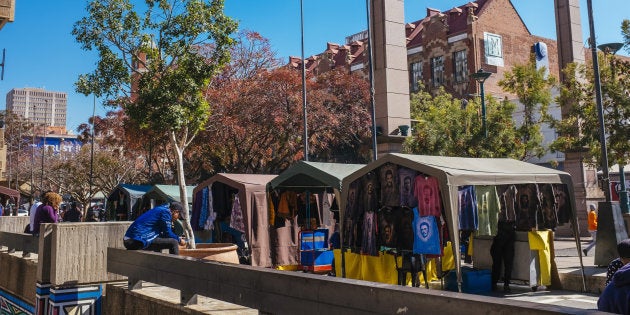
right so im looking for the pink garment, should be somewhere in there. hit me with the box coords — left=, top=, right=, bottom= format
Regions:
left=414, top=176, right=442, bottom=217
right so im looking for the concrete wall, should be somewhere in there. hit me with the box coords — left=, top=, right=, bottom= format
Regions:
left=108, top=248, right=602, bottom=315
left=0, top=251, right=37, bottom=304
left=0, top=216, right=30, bottom=233
left=37, top=222, right=131, bottom=286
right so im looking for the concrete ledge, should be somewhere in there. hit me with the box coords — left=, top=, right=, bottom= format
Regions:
left=0, top=250, right=37, bottom=305
left=38, top=222, right=131, bottom=286
left=0, top=232, right=38, bottom=254
left=108, top=248, right=607, bottom=315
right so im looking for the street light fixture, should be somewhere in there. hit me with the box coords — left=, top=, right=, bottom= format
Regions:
left=471, top=68, right=492, bottom=138
left=41, top=100, right=47, bottom=191
left=597, top=42, right=628, bottom=214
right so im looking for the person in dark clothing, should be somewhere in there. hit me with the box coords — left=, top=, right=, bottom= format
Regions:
left=598, top=262, right=630, bottom=314
left=123, top=202, right=187, bottom=255
left=63, top=202, right=83, bottom=222
left=491, top=220, right=516, bottom=292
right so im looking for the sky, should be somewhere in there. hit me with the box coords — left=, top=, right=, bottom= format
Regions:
left=0, top=0, right=627, bottom=134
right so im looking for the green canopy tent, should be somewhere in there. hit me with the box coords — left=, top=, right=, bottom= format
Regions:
left=106, top=184, right=152, bottom=220
left=339, top=153, right=585, bottom=292
left=142, top=184, right=195, bottom=214
left=268, top=161, right=365, bottom=268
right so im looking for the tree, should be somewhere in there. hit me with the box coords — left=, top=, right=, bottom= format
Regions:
left=498, top=55, right=557, bottom=161
left=551, top=55, right=630, bottom=172
left=404, top=85, right=525, bottom=159
left=73, top=0, right=237, bottom=247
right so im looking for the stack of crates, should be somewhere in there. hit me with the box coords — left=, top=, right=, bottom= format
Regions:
left=299, top=228, right=333, bottom=273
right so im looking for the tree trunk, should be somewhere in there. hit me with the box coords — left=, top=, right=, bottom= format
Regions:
left=171, top=132, right=196, bottom=249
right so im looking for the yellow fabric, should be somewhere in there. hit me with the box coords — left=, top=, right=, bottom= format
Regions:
left=361, top=253, right=398, bottom=284
left=275, top=264, right=299, bottom=271
left=334, top=247, right=452, bottom=285
left=442, top=241, right=455, bottom=271
left=528, top=231, right=551, bottom=286
left=467, top=235, right=474, bottom=256
left=268, top=191, right=275, bottom=226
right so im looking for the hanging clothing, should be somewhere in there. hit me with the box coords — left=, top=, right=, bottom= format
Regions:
left=347, top=181, right=360, bottom=221
left=498, top=185, right=518, bottom=222
left=277, top=191, right=297, bottom=218
left=553, top=184, right=572, bottom=224
left=412, top=210, right=441, bottom=255
left=515, top=184, right=542, bottom=231
left=361, top=210, right=378, bottom=256
left=191, top=188, right=204, bottom=231
left=377, top=206, right=397, bottom=249
left=201, top=187, right=216, bottom=230
left=230, top=194, right=245, bottom=233
left=362, top=172, right=380, bottom=212
left=379, top=163, right=399, bottom=207
left=538, top=183, right=559, bottom=230
left=397, top=207, right=414, bottom=251
left=268, top=190, right=276, bottom=227
left=476, top=186, right=500, bottom=236
left=398, top=167, right=418, bottom=208
left=414, top=176, right=442, bottom=217
left=458, top=185, right=478, bottom=230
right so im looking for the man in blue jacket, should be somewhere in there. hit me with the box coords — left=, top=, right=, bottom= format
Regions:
left=123, top=201, right=187, bottom=255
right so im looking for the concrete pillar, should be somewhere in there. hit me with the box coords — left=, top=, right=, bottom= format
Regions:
left=554, top=0, right=589, bottom=236
left=371, top=0, right=411, bottom=155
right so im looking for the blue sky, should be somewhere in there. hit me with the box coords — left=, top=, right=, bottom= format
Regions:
left=0, top=0, right=627, bottom=133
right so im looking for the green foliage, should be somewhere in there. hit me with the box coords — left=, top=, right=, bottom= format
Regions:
left=498, top=55, right=557, bottom=160
left=404, top=85, right=525, bottom=159
left=552, top=54, right=630, bottom=168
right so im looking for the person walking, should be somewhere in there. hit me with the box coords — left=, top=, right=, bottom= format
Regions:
left=123, top=201, right=187, bottom=255
left=583, top=204, right=598, bottom=256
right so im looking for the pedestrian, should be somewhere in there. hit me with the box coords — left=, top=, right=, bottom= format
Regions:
left=31, top=192, right=62, bottom=236
left=598, top=262, right=630, bottom=314
left=27, top=197, right=43, bottom=233
left=63, top=202, right=83, bottom=222
left=491, top=214, right=516, bottom=292
left=583, top=204, right=597, bottom=256
left=605, top=239, right=630, bottom=286
left=123, top=201, right=187, bottom=255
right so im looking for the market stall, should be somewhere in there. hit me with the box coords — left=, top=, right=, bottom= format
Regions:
left=191, top=173, right=277, bottom=267
left=0, top=186, right=20, bottom=216
left=141, top=184, right=195, bottom=212
left=268, top=161, right=364, bottom=271
left=339, top=153, right=585, bottom=292
left=106, top=183, right=152, bottom=220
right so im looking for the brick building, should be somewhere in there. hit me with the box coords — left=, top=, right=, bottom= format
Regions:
left=292, top=0, right=559, bottom=101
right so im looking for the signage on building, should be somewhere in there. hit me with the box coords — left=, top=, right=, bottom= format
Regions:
left=484, top=32, right=504, bottom=67
left=346, top=30, right=368, bottom=44
left=31, top=137, right=82, bottom=155
left=534, top=42, right=550, bottom=78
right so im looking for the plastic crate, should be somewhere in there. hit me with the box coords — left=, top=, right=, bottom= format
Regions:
left=300, top=250, right=333, bottom=272
left=445, top=267, right=492, bottom=294
left=300, top=229, right=328, bottom=250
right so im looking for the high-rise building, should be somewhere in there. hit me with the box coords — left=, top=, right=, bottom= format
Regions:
left=5, top=87, right=67, bottom=129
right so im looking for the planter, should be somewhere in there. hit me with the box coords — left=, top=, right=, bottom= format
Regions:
left=179, top=243, right=239, bottom=264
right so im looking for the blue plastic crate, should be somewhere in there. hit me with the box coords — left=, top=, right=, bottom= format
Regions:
left=300, top=249, right=334, bottom=266
left=444, top=267, right=492, bottom=294
left=300, top=229, right=328, bottom=250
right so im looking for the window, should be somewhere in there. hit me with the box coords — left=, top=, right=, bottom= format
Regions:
left=431, top=56, right=444, bottom=87
left=409, top=61, right=422, bottom=92
left=453, top=50, right=468, bottom=83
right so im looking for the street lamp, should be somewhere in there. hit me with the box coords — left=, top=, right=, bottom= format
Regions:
left=598, top=42, right=628, bottom=214
left=41, top=100, right=47, bottom=190
left=471, top=68, right=492, bottom=137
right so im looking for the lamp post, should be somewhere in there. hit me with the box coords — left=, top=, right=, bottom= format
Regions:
left=471, top=68, right=492, bottom=138
left=598, top=42, right=628, bottom=214
left=299, top=0, right=308, bottom=162
left=41, top=100, right=47, bottom=191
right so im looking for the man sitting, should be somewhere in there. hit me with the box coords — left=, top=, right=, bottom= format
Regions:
left=123, top=201, right=187, bottom=255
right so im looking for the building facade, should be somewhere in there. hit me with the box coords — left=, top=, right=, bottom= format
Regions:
left=5, top=87, right=68, bottom=129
